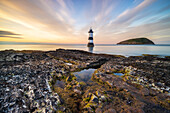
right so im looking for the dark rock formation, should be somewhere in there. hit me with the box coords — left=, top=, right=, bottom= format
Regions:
left=0, top=49, right=170, bottom=113
left=117, top=37, right=155, bottom=45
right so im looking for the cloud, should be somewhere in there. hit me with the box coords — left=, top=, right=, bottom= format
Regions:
left=0, top=0, right=76, bottom=39
left=80, top=0, right=157, bottom=39
left=0, top=30, right=20, bottom=36
left=83, top=0, right=159, bottom=43
left=0, top=30, right=22, bottom=39
left=108, top=16, right=170, bottom=43
left=0, top=0, right=170, bottom=44
left=108, top=0, right=156, bottom=29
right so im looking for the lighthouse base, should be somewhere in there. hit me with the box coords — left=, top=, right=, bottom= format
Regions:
left=87, top=43, right=94, bottom=47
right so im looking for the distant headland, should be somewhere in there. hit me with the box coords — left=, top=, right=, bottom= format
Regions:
left=117, top=37, right=155, bottom=45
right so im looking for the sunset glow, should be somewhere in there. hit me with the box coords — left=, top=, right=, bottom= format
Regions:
left=0, top=0, right=170, bottom=44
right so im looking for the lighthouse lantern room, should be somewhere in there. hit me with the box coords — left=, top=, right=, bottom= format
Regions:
left=87, top=28, right=94, bottom=47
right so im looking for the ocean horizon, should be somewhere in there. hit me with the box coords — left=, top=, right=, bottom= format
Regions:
left=1, top=41, right=170, bottom=46
left=1, top=44, right=170, bottom=57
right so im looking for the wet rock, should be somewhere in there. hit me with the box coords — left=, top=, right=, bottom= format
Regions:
left=149, top=89, right=158, bottom=96
left=106, top=81, right=113, bottom=87
left=1, top=49, right=170, bottom=113
left=90, top=94, right=98, bottom=103
left=73, top=89, right=82, bottom=95
left=100, top=95, right=107, bottom=102
left=141, top=88, right=149, bottom=96
left=57, top=73, right=62, bottom=77
left=156, top=82, right=163, bottom=87
left=96, top=91, right=102, bottom=97
left=104, top=108, right=117, bottom=113
left=66, top=76, right=72, bottom=82
left=0, top=51, right=61, bottom=112
left=95, top=107, right=103, bottom=113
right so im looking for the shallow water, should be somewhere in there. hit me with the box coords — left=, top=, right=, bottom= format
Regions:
left=113, top=73, right=124, bottom=76
left=55, top=80, right=65, bottom=89
left=73, top=68, right=96, bottom=82
left=1, top=44, right=170, bottom=56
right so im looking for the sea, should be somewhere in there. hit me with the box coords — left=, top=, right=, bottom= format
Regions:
left=0, top=44, right=170, bottom=57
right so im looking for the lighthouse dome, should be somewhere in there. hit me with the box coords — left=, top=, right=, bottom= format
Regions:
left=88, top=29, right=93, bottom=33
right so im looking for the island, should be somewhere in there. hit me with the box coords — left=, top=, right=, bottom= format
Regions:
left=117, top=37, right=155, bottom=45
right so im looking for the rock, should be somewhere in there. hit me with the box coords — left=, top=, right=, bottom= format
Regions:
left=1, top=49, right=170, bottom=113
left=156, top=82, right=163, bottom=87
left=141, top=88, right=149, bottom=96
left=152, top=83, right=155, bottom=87
left=73, top=89, right=82, bottom=95
left=90, top=94, right=98, bottom=103
left=149, top=89, right=158, bottom=96
left=57, top=73, right=62, bottom=77
left=6, top=87, right=10, bottom=92
left=100, top=95, right=106, bottom=102
left=106, top=81, right=113, bottom=87
left=65, top=63, right=72, bottom=66
left=96, top=91, right=102, bottom=97
left=95, top=107, right=102, bottom=113
left=104, top=108, right=117, bottom=113
left=66, top=76, right=72, bottom=82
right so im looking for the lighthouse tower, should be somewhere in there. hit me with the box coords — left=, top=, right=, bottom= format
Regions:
left=87, top=28, right=94, bottom=47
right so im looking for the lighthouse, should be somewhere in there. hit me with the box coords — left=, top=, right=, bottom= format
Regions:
left=87, top=28, right=94, bottom=47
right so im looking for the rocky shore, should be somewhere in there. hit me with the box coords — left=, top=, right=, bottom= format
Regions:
left=0, top=49, right=169, bottom=113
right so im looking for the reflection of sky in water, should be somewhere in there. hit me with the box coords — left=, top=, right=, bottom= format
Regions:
left=73, top=69, right=96, bottom=82
left=93, top=45, right=170, bottom=56
left=88, top=47, right=93, bottom=53
left=55, top=80, right=65, bottom=89
left=113, top=73, right=124, bottom=76
left=0, top=44, right=170, bottom=56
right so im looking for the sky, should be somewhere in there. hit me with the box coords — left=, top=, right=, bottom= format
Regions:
left=0, top=0, right=170, bottom=44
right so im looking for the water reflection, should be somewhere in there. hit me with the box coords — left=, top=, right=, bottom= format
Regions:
left=73, top=68, right=96, bottom=82
left=113, top=73, right=124, bottom=76
left=55, top=80, right=65, bottom=89
left=88, top=47, right=93, bottom=53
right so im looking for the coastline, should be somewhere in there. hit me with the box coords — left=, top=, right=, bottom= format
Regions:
left=0, top=49, right=170, bottom=112
left=1, top=44, right=170, bottom=57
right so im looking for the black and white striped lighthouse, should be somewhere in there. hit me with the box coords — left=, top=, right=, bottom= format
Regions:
left=87, top=28, right=94, bottom=47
